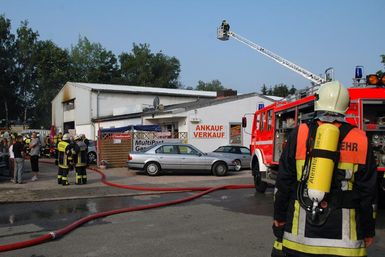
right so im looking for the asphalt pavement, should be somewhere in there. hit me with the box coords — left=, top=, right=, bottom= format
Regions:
left=0, top=158, right=254, bottom=203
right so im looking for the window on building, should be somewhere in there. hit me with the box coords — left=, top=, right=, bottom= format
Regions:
left=161, top=123, right=179, bottom=138
left=63, top=99, right=75, bottom=111
left=230, top=123, right=242, bottom=144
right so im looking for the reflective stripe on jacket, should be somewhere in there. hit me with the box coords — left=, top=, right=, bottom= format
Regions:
left=58, top=141, right=70, bottom=169
left=274, top=121, right=377, bottom=257
left=75, top=141, right=88, bottom=167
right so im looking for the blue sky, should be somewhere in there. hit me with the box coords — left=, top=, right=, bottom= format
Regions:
left=1, top=0, right=384, bottom=93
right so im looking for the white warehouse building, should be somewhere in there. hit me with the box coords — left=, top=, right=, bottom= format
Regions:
left=51, top=82, right=217, bottom=140
left=51, top=82, right=275, bottom=152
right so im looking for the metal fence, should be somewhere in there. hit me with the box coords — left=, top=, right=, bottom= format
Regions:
left=98, top=131, right=188, bottom=168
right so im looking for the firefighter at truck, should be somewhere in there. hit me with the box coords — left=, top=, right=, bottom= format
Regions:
left=73, top=135, right=88, bottom=184
left=272, top=81, right=377, bottom=257
left=57, top=133, right=73, bottom=186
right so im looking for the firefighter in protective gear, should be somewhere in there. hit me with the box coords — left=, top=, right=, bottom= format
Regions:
left=272, top=81, right=377, bottom=257
left=54, top=132, right=63, bottom=166
left=73, top=135, right=88, bottom=184
left=57, top=133, right=72, bottom=186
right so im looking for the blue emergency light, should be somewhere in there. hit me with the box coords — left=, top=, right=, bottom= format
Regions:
left=355, top=66, right=364, bottom=79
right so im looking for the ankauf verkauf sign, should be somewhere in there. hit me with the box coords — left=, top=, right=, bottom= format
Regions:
left=191, top=124, right=228, bottom=139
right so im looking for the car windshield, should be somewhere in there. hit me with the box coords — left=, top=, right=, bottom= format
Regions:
left=214, top=146, right=233, bottom=153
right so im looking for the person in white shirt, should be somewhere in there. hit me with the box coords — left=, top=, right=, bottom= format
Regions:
left=9, top=137, right=15, bottom=182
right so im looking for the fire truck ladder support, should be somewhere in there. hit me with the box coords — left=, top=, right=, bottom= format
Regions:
left=224, top=30, right=327, bottom=85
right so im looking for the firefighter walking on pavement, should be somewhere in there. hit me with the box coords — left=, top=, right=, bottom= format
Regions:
left=272, top=81, right=377, bottom=257
left=73, top=135, right=88, bottom=184
left=57, top=133, right=73, bottom=186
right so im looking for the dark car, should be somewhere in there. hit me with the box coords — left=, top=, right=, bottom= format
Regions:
left=210, top=145, right=251, bottom=171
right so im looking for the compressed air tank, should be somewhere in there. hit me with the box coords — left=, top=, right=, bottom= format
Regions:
left=307, top=123, right=340, bottom=203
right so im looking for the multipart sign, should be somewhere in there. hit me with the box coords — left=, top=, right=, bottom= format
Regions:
left=192, top=124, right=227, bottom=139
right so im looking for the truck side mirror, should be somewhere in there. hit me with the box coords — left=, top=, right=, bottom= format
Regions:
left=242, top=117, right=247, bottom=128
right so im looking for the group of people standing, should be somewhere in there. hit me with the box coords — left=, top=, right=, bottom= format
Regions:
left=0, top=131, right=89, bottom=186
left=1, top=132, right=41, bottom=184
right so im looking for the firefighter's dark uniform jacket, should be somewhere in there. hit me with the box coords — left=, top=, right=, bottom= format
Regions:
left=274, top=121, right=377, bottom=257
left=74, top=141, right=87, bottom=167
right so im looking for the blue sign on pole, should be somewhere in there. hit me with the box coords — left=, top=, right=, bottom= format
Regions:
left=258, top=103, right=264, bottom=110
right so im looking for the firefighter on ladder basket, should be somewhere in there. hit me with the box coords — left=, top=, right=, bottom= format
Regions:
left=221, top=19, right=230, bottom=34
left=73, top=135, right=88, bottom=184
left=271, top=81, right=377, bottom=257
left=57, top=133, right=72, bottom=186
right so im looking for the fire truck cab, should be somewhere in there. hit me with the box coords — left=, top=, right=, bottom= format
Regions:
left=249, top=81, right=385, bottom=195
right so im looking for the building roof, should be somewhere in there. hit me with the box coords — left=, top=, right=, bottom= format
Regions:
left=67, top=82, right=217, bottom=98
left=93, top=92, right=276, bottom=122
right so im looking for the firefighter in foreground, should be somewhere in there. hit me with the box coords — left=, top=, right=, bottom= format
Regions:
left=272, top=81, right=377, bottom=257
left=57, top=133, right=72, bottom=186
left=73, top=135, right=88, bottom=184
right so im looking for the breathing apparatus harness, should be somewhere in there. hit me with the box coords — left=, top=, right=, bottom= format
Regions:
left=297, top=120, right=355, bottom=226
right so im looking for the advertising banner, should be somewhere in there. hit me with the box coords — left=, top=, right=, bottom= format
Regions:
left=133, top=138, right=182, bottom=152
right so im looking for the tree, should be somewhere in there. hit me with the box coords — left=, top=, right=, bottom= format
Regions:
left=32, top=40, right=71, bottom=128
left=271, top=83, right=290, bottom=97
left=0, top=15, right=17, bottom=128
left=260, top=84, right=268, bottom=95
left=196, top=79, right=226, bottom=91
left=289, top=85, right=296, bottom=95
left=69, top=36, right=119, bottom=83
left=14, top=20, right=39, bottom=128
left=119, top=43, right=181, bottom=88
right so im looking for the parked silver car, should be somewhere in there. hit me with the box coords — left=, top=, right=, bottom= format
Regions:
left=127, top=143, right=236, bottom=176
left=87, top=140, right=97, bottom=164
left=210, top=145, right=251, bottom=171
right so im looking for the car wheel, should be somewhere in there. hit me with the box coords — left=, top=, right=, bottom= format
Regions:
left=87, top=151, right=97, bottom=164
left=234, top=159, right=242, bottom=171
left=145, top=162, right=161, bottom=176
left=212, top=162, right=228, bottom=176
left=253, top=162, right=267, bottom=193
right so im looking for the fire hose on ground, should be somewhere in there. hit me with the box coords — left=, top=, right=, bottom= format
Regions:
left=0, top=165, right=254, bottom=252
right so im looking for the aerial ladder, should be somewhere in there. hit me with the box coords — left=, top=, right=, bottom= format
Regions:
left=217, top=21, right=330, bottom=91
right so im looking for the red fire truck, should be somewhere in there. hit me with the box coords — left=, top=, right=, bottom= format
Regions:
left=248, top=78, right=385, bottom=194
left=217, top=23, right=385, bottom=198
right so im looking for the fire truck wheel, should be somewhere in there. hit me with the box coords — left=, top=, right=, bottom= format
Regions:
left=253, top=164, right=268, bottom=193
left=212, top=162, right=228, bottom=176
left=234, top=160, right=242, bottom=171
left=145, top=162, right=161, bottom=176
